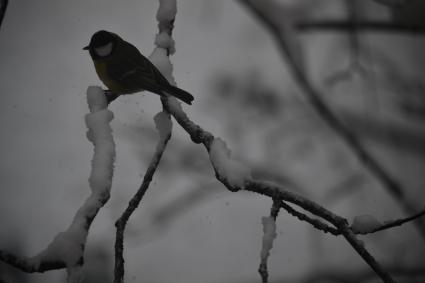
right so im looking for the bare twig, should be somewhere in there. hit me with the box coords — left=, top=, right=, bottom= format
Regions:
left=356, top=206, right=425, bottom=235
left=279, top=201, right=340, bottom=235
left=114, top=105, right=171, bottom=283
left=281, top=199, right=425, bottom=236
left=248, top=182, right=397, bottom=283
left=238, top=0, right=425, bottom=243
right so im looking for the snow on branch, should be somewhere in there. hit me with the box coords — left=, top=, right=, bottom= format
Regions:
left=209, top=138, right=251, bottom=189
left=143, top=2, right=414, bottom=277
left=258, top=200, right=280, bottom=283
left=149, top=0, right=177, bottom=84
left=0, top=86, right=115, bottom=283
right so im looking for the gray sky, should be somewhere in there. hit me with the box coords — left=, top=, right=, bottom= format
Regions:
left=1, top=1, right=424, bottom=282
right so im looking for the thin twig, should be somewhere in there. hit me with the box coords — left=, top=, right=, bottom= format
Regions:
left=246, top=181, right=396, bottom=283
left=113, top=106, right=171, bottom=283
left=279, top=201, right=340, bottom=235
left=356, top=206, right=425, bottom=235
left=280, top=200, right=425, bottom=236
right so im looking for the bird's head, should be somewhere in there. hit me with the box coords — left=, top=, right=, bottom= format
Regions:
left=83, top=30, right=118, bottom=59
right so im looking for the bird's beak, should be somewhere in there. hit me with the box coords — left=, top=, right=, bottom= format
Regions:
left=83, top=45, right=90, bottom=50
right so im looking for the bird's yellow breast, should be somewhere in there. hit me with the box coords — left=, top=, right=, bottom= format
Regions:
left=94, top=60, right=122, bottom=92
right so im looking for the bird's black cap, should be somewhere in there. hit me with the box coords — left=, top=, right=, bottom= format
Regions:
left=83, top=30, right=115, bottom=50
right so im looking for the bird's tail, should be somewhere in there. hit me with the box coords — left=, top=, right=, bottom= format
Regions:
left=165, top=85, right=194, bottom=105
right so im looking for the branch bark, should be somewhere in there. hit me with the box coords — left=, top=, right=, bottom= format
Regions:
left=114, top=106, right=171, bottom=283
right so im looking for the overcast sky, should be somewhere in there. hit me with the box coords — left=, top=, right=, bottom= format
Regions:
left=1, top=1, right=424, bottom=283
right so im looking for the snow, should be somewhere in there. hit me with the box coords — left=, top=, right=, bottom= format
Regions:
left=154, top=111, right=172, bottom=142
left=209, top=138, right=251, bottom=188
left=156, top=0, right=177, bottom=22
left=86, top=86, right=108, bottom=112
left=85, top=86, right=115, bottom=194
left=149, top=48, right=176, bottom=85
left=350, top=214, right=382, bottom=234
left=260, top=216, right=277, bottom=262
left=151, top=0, right=177, bottom=80
left=33, top=86, right=116, bottom=283
left=155, top=31, right=176, bottom=55
left=36, top=229, right=84, bottom=267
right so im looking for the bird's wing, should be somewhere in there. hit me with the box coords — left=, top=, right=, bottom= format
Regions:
left=107, top=42, right=170, bottom=94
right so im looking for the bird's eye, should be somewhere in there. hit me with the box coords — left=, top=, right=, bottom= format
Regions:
left=94, top=42, right=113, bottom=57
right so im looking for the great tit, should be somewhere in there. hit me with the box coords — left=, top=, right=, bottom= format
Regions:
left=83, top=30, right=194, bottom=105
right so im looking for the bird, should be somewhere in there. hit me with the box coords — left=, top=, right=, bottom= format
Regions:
left=83, top=30, right=194, bottom=105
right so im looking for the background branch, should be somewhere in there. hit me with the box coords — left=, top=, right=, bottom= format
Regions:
left=238, top=0, right=425, bottom=242
left=0, top=0, right=8, bottom=30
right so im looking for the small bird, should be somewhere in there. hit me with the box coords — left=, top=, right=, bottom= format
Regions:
left=83, top=30, right=194, bottom=105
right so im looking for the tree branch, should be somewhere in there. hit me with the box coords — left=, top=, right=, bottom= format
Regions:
left=139, top=90, right=400, bottom=282
left=258, top=199, right=281, bottom=283
left=0, top=87, right=115, bottom=283
left=238, top=0, right=425, bottom=243
left=279, top=201, right=340, bottom=235
left=355, top=206, right=425, bottom=235
left=114, top=107, right=171, bottom=283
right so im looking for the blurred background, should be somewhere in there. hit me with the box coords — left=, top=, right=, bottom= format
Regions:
left=0, top=0, right=424, bottom=282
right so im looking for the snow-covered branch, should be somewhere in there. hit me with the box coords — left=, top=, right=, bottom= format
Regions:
left=258, top=200, right=280, bottom=283
left=0, top=87, right=115, bottom=282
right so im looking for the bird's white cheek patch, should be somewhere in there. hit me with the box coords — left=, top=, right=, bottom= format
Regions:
left=95, top=42, right=113, bottom=57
